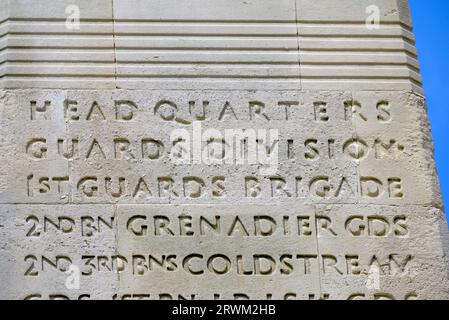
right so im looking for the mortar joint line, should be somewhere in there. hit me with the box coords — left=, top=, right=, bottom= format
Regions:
left=294, top=0, right=302, bottom=90
left=111, top=0, right=118, bottom=89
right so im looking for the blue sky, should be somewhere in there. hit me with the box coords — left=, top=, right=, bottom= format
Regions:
left=409, top=0, right=448, bottom=215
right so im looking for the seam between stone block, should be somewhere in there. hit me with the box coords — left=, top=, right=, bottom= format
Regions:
left=111, top=0, right=118, bottom=89
left=294, top=0, right=302, bottom=90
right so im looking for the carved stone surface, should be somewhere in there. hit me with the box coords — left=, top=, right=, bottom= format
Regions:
left=0, top=0, right=448, bottom=300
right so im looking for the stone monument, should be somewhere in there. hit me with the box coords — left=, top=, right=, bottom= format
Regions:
left=0, top=0, right=448, bottom=300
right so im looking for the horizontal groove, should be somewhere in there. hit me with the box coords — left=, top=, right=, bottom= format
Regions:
left=5, top=34, right=113, bottom=40
left=0, top=74, right=115, bottom=78
left=300, top=50, right=418, bottom=56
left=300, top=51, right=420, bottom=65
left=117, top=61, right=298, bottom=65
left=0, top=61, right=298, bottom=67
left=0, top=61, right=419, bottom=76
left=6, top=46, right=300, bottom=53
left=2, top=60, right=114, bottom=65
left=0, top=18, right=413, bottom=27
left=301, top=61, right=420, bottom=73
left=301, top=75, right=422, bottom=86
left=116, top=47, right=296, bottom=51
left=300, top=48, right=418, bottom=60
left=0, top=46, right=114, bottom=52
left=0, top=46, right=114, bottom=51
left=3, top=32, right=114, bottom=37
left=119, top=74, right=300, bottom=79
left=3, top=32, right=297, bottom=38
left=115, top=36, right=297, bottom=41
left=1, top=18, right=298, bottom=24
left=0, top=18, right=112, bottom=24
left=2, top=32, right=413, bottom=38
left=0, top=46, right=296, bottom=52
left=297, top=20, right=413, bottom=32
left=0, top=75, right=300, bottom=83
left=0, top=33, right=415, bottom=45
left=1, top=46, right=416, bottom=54
left=298, top=34, right=415, bottom=45
left=1, top=72, right=420, bottom=83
